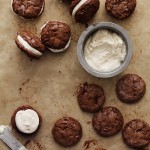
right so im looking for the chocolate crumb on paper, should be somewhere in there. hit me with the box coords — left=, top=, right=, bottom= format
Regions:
left=24, top=140, right=46, bottom=150
left=83, top=139, right=106, bottom=150
left=83, top=139, right=97, bottom=149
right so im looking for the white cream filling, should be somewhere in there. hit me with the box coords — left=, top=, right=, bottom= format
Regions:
left=84, top=29, right=126, bottom=72
left=48, top=37, right=71, bottom=52
left=11, top=0, right=44, bottom=19
left=38, top=1, right=45, bottom=16
left=72, top=0, right=88, bottom=17
left=17, top=35, right=42, bottom=56
left=0, top=125, right=12, bottom=134
left=15, top=109, right=40, bottom=134
left=40, top=22, right=49, bottom=31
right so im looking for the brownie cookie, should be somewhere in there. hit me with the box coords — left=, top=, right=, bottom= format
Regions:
left=41, top=21, right=71, bottom=53
left=11, top=105, right=42, bottom=134
left=77, top=83, right=105, bottom=113
left=12, top=0, right=45, bottom=19
left=105, top=0, right=136, bottom=20
left=52, top=117, right=82, bottom=147
left=122, top=119, right=150, bottom=149
left=116, top=74, right=146, bottom=103
left=92, top=106, right=124, bottom=137
left=69, top=0, right=100, bottom=23
left=16, top=30, right=45, bottom=59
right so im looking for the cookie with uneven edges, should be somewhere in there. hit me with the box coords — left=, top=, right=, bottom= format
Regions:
left=105, top=0, right=136, bottom=19
left=116, top=74, right=146, bottom=103
left=41, top=21, right=71, bottom=53
left=69, top=0, right=100, bottom=23
left=92, top=106, right=124, bottom=137
left=122, top=119, right=150, bottom=149
left=12, top=0, right=45, bottom=19
left=77, top=83, right=105, bottom=113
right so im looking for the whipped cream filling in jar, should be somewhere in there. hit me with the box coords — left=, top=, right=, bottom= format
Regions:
left=84, top=29, right=127, bottom=72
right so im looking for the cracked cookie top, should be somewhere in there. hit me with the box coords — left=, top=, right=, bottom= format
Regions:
left=116, top=74, right=146, bottom=103
left=12, top=0, right=45, bottom=19
left=92, top=106, right=124, bottom=137
left=105, top=0, right=136, bottom=19
left=122, top=119, right=150, bottom=149
left=77, top=83, right=105, bottom=113
left=52, top=117, right=82, bottom=147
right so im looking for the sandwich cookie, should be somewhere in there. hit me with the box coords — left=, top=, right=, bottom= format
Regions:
left=15, top=30, right=45, bottom=59
left=11, top=0, right=45, bottom=19
left=41, top=21, right=71, bottom=53
left=105, top=0, right=136, bottom=20
left=69, top=0, right=100, bottom=23
left=11, top=106, right=42, bottom=134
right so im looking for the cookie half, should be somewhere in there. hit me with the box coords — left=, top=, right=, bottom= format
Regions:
left=69, top=0, right=100, bottom=23
left=92, top=106, right=124, bottom=137
left=122, top=119, right=150, bottom=149
left=16, top=30, right=45, bottom=59
left=11, top=0, right=45, bottom=19
left=105, top=0, right=136, bottom=19
left=77, top=83, right=105, bottom=113
left=41, top=21, right=71, bottom=53
left=11, top=105, right=42, bottom=134
left=116, top=74, right=146, bottom=103
left=52, top=117, right=82, bottom=147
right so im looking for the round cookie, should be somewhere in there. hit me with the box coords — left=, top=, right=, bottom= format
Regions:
left=92, top=106, right=124, bottom=137
left=15, top=30, right=45, bottom=59
left=11, top=0, right=45, bottom=19
left=122, top=119, right=150, bottom=149
left=11, top=105, right=42, bottom=134
left=52, top=117, right=82, bottom=147
left=105, top=0, right=136, bottom=20
left=41, top=21, right=71, bottom=53
left=77, top=83, right=105, bottom=113
left=69, top=0, right=100, bottom=23
left=116, top=74, right=146, bottom=103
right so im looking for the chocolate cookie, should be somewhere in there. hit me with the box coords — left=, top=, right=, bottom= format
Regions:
left=16, top=30, right=45, bottom=59
left=11, top=105, right=42, bottom=134
left=116, top=74, right=146, bottom=103
left=105, top=0, right=136, bottom=20
left=69, top=0, right=100, bottom=23
left=92, top=106, right=124, bottom=137
left=12, top=0, right=45, bottom=19
left=41, top=21, right=71, bottom=53
left=122, top=119, right=150, bottom=149
left=77, top=83, right=105, bottom=113
left=52, top=117, right=82, bottom=147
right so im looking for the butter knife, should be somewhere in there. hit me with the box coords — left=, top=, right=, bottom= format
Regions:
left=0, top=128, right=27, bottom=150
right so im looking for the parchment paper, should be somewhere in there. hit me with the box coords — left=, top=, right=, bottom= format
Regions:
left=0, top=0, right=150, bottom=150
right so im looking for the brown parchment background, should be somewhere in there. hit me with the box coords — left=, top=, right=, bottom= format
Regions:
left=0, top=0, right=150, bottom=150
